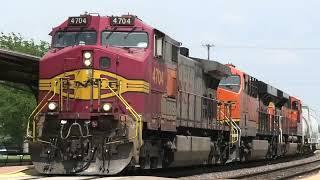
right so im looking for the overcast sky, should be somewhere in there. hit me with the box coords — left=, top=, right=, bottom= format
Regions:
left=1, top=0, right=320, bottom=111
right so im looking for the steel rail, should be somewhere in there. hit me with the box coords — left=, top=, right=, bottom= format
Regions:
left=231, top=159, right=320, bottom=180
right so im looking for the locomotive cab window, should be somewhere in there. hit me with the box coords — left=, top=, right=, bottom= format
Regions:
left=292, top=101, right=299, bottom=110
left=219, top=75, right=241, bottom=93
left=101, top=31, right=148, bottom=48
left=53, top=31, right=97, bottom=48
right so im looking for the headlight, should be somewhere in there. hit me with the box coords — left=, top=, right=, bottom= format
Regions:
left=48, top=102, right=57, bottom=111
left=60, top=120, right=67, bottom=125
left=84, top=52, right=92, bottom=59
left=102, top=103, right=112, bottom=112
left=83, top=59, right=92, bottom=66
left=83, top=51, right=92, bottom=67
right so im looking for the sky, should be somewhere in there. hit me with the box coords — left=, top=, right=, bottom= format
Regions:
left=1, top=0, right=320, bottom=111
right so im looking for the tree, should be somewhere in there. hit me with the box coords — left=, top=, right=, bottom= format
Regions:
left=0, top=32, right=49, bottom=145
left=0, top=85, right=36, bottom=145
left=0, top=32, right=49, bottom=57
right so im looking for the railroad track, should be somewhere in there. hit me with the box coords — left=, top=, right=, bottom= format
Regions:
left=181, top=152, right=320, bottom=180
left=231, top=159, right=320, bottom=180
left=2, top=152, right=320, bottom=179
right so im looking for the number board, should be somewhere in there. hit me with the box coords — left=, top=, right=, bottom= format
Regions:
left=110, top=16, right=135, bottom=26
left=68, top=16, right=89, bottom=26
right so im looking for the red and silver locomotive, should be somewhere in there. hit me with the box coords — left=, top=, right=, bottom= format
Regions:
left=27, top=14, right=317, bottom=175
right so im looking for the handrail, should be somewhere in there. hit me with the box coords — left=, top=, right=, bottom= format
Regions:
left=101, top=78, right=142, bottom=146
left=27, top=77, right=142, bottom=146
left=218, top=104, right=241, bottom=146
left=26, top=80, right=58, bottom=141
left=278, top=115, right=283, bottom=144
left=230, top=118, right=241, bottom=146
left=225, top=103, right=241, bottom=145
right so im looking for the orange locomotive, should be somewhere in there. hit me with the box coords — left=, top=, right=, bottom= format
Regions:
left=217, top=64, right=309, bottom=161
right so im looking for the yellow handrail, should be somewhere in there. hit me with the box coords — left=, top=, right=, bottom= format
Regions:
left=26, top=80, right=58, bottom=141
left=102, top=78, right=142, bottom=146
left=218, top=105, right=240, bottom=144
left=27, top=77, right=142, bottom=146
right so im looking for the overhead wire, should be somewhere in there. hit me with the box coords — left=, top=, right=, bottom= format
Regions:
left=214, top=45, right=320, bottom=51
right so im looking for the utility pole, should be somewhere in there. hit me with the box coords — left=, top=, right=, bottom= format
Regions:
left=202, top=44, right=214, bottom=60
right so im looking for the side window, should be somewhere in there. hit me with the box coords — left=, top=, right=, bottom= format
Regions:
left=292, top=101, right=299, bottom=110
left=172, top=45, right=178, bottom=62
left=154, top=35, right=163, bottom=58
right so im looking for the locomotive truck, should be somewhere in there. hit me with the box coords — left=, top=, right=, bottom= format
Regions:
left=26, top=14, right=316, bottom=175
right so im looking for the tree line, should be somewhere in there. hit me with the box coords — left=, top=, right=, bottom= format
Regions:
left=0, top=32, right=49, bottom=146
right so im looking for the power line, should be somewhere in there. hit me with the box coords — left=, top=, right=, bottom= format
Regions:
left=215, top=45, right=320, bottom=51
left=202, top=44, right=215, bottom=60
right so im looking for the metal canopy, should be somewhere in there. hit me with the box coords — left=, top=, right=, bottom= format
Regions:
left=0, top=48, right=40, bottom=91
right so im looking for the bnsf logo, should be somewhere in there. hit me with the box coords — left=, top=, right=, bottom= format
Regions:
left=74, top=79, right=118, bottom=89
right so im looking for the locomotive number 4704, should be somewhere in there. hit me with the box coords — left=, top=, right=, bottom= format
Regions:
left=110, top=16, right=135, bottom=26
left=152, top=67, right=164, bottom=86
left=68, top=17, right=88, bottom=26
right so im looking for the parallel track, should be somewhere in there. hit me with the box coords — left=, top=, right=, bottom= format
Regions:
left=231, top=159, right=320, bottom=180
left=180, top=152, right=320, bottom=180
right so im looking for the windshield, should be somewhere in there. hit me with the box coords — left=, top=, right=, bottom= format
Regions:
left=101, top=31, right=148, bottom=48
left=219, top=75, right=241, bottom=93
left=53, top=32, right=97, bottom=48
